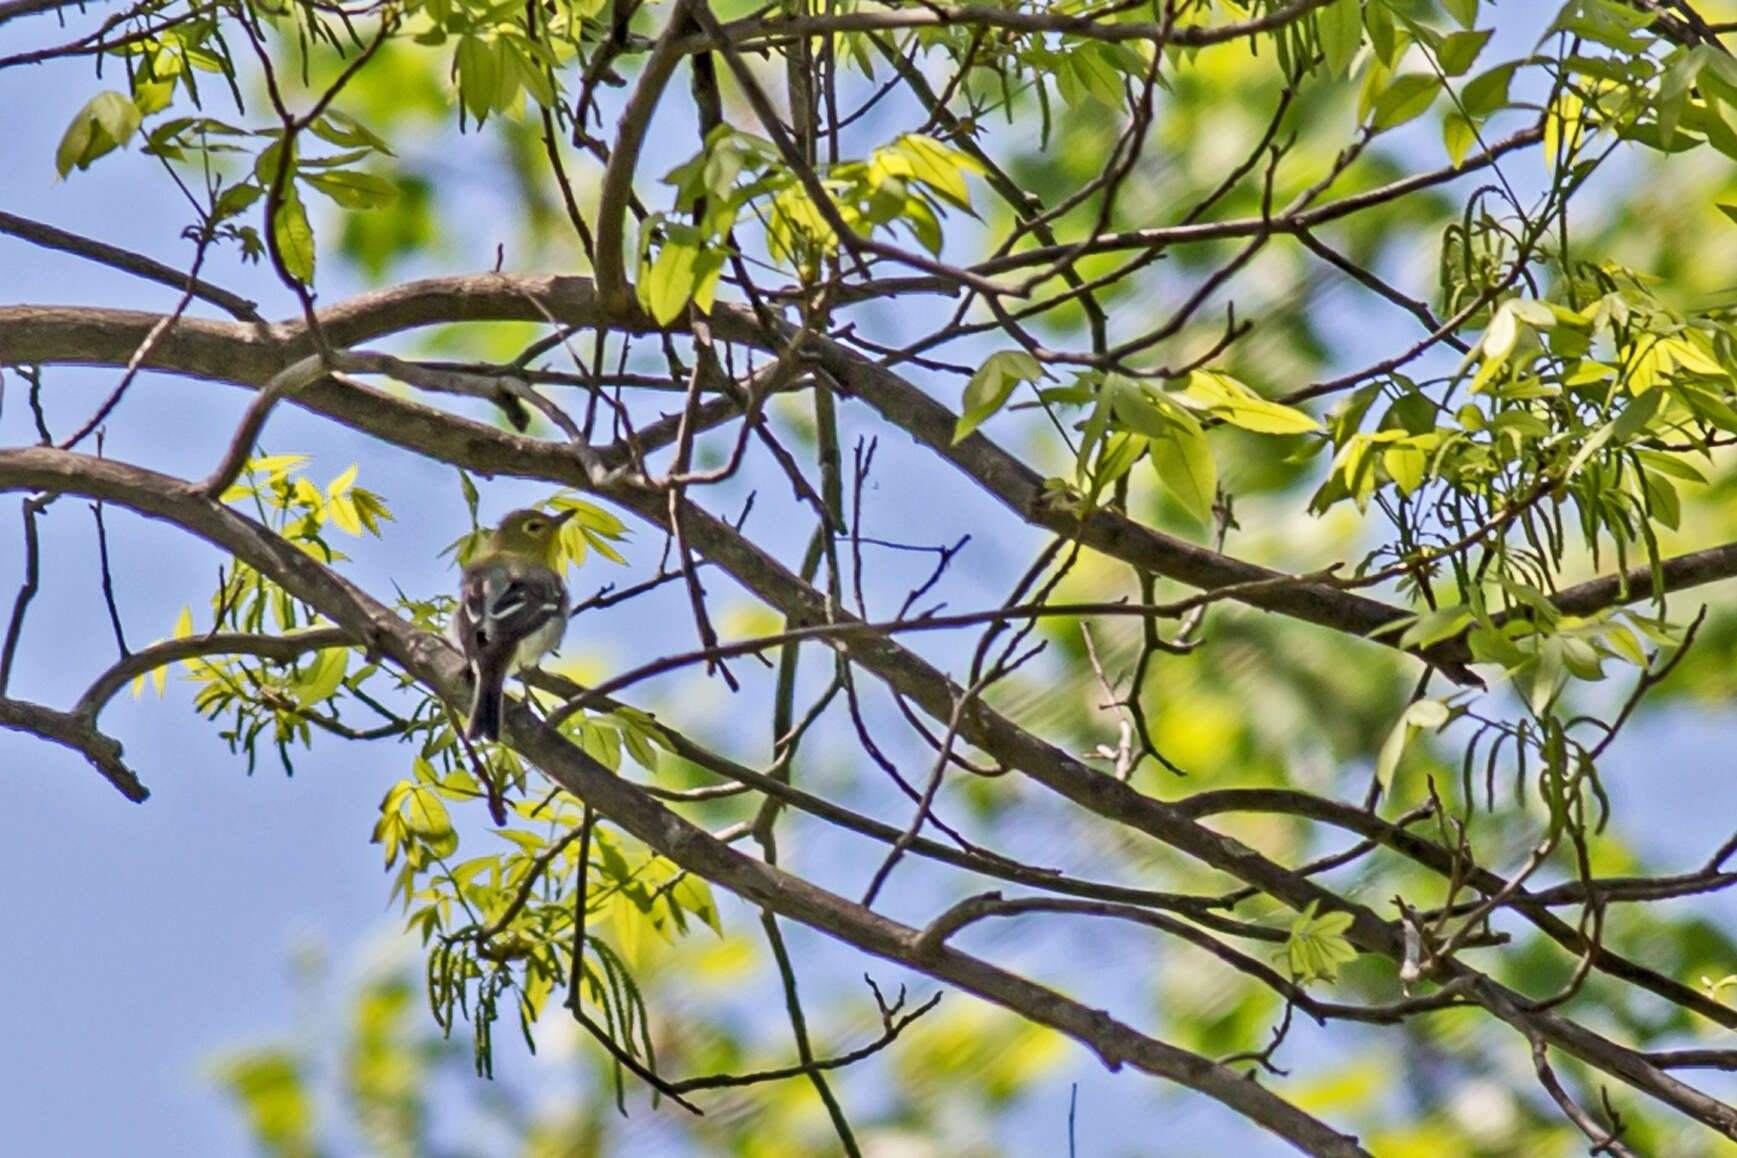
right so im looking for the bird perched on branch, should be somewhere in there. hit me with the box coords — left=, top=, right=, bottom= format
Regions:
left=453, top=507, right=575, bottom=741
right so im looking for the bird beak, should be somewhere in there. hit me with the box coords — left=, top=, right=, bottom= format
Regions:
left=550, top=509, right=578, bottom=527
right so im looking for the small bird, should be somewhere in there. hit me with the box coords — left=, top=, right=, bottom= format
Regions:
left=453, top=507, right=575, bottom=741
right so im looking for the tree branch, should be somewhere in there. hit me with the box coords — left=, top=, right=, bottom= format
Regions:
left=0, top=444, right=1373, bottom=1158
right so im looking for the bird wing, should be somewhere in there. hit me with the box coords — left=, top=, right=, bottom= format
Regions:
left=458, top=560, right=567, bottom=656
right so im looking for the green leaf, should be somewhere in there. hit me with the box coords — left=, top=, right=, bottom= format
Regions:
left=1609, top=388, right=1662, bottom=442
left=327, top=494, right=362, bottom=535
left=1442, top=112, right=1477, bottom=166
left=1635, top=447, right=1706, bottom=483
left=1148, top=404, right=1216, bottom=522
left=896, top=132, right=982, bottom=212
left=1643, top=468, right=1681, bottom=530
left=640, top=234, right=706, bottom=325
left=455, top=36, right=497, bottom=123
left=1551, top=0, right=1657, bottom=53
left=133, top=79, right=175, bottom=117
left=90, top=90, right=142, bottom=149
left=214, top=182, right=263, bottom=222
left=1461, top=62, right=1515, bottom=119
left=669, top=874, right=721, bottom=935
left=294, top=647, right=349, bottom=707
left=954, top=350, right=1042, bottom=442
left=1443, top=0, right=1479, bottom=29
left=1106, top=375, right=1171, bottom=439
left=1092, top=431, right=1146, bottom=497
left=56, top=91, right=142, bottom=177
left=1481, top=300, right=1520, bottom=361
left=272, top=186, right=316, bottom=283
left=1383, top=442, right=1426, bottom=494
left=405, top=786, right=453, bottom=839
left=212, top=1051, right=318, bottom=1158
left=1184, top=370, right=1321, bottom=434
left=308, top=110, right=393, bottom=154
left=326, top=463, right=359, bottom=498
left=304, top=169, right=397, bottom=209
left=1375, top=712, right=1412, bottom=788
left=1057, top=42, right=1126, bottom=109
left=1404, top=698, right=1451, bottom=729
left=1319, top=0, right=1362, bottom=79
left=1398, top=605, right=1474, bottom=650
left=1280, top=901, right=1360, bottom=983
left=1659, top=46, right=1707, bottom=144
left=1364, top=0, right=1399, bottom=66
left=1371, top=74, right=1440, bottom=131
left=1436, top=28, right=1491, bottom=77
left=619, top=720, right=660, bottom=774
left=1509, top=298, right=1556, bottom=327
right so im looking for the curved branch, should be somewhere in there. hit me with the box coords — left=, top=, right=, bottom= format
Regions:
left=0, top=445, right=1372, bottom=1158
left=1174, top=787, right=1737, bottom=1034
left=8, top=275, right=1728, bottom=652
left=74, top=626, right=352, bottom=720
left=0, top=695, right=147, bottom=801
left=15, top=436, right=1723, bottom=1133
left=0, top=279, right=1457, bottom=669
left=6, top=360, right=1734, bottom=1133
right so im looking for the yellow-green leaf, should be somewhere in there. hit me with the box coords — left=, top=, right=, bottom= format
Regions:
left=1442, top=112, right=1477, bottom=166
left=326, top=463, right=359, bottom=498
left=641, top=237, right=704, bottom=325
left=56, top=91, right=142, bottom=177
left=294, top=647, right=349, bottom=707
left=1375, top=711, right=1412, bottom=788
left=273, top=186, right=316, bottom=284
left=1318, top=0, right=1362, bottom=79
left=1149, top=405, right=1215, bottom=522
left=1436, top=28, right=1491, bottom=77
left=1371, top=74, right=1440, bottom=131
left=1383, top=443, right=1426, bottom=495
left=1185, top=370, right=1320, bottom=434
left=897, top=132, right=981, bottom=211
left=327, top=494, right=362, bottom=535
left=1280, top=901, right=1360, bottom=983
left=304, top=169, right=397, bottom=209
left=954, top=350, right=1042, bottom=442
left=1398, top=605, right=1473, bottom=650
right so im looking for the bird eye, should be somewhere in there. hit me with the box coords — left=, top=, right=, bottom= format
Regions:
left=525, top=519, right=544, bottom=533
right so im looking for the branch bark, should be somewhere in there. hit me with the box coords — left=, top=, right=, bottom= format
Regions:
left=0, top=444, right=1371, bottom=1158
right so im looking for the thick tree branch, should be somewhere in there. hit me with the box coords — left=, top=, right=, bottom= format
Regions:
left=0, top=281, right=1461, bottom=670
left=10, top=275, right=1729, bottom=653
left=0, top=445, right=1372, bottom=1158
left=10, top=433, right=1726, bottom=1132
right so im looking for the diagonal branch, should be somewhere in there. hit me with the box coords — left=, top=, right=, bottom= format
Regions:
left=11, top=277, right=1737, bottom=676
left=0, top=445, right=1373, bottom=1158
left=0, top=211, right=259, bottom=321
left=0, top=695, right=147, bottom=801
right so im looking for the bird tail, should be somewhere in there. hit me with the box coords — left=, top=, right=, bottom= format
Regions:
left=466, top=657, right=508, bottom=741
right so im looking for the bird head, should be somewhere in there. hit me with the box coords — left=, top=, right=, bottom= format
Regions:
left=487, top=507, right=576, bottom=568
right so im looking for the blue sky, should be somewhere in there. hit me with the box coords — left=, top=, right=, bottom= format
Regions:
left=8, top=7, right=1737, bottom=1157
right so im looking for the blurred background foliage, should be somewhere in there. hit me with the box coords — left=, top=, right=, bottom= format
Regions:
left=15, top=0, right=1737, bottom=1154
